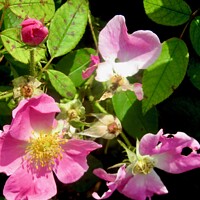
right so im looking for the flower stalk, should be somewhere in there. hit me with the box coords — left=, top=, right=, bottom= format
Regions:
left=29, top=48, right=36, bottom=76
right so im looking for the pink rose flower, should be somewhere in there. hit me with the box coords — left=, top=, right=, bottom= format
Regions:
left=94, top=15, right=162, bottom=82
left=20, top=18, right=48, bottom=46
left=93, top=129, right=200, bottom=200
left=0, top=94, right=101, bottom=200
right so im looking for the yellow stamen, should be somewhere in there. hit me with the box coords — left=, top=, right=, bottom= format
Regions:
left=132, top=156, right=155, bottom=175
left=25, top=131, right=67, bottom=169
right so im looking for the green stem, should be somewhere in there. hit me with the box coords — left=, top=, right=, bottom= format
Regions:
left=88, top=11, right=98, bottom=51
left=41, top=57, right=54, bottom=73
left=104, top=140, right=110, bottom=154
left=0, top=91, right=13, bottom=100
left=120, top=132, right=132, bottom=147
left=37, top=57, right=54, bottom=80
left=180, top=8, right=200, bottom=39
left=93, top=101, right=107, bottom=114
left=29, top=48, right=35, bottom=76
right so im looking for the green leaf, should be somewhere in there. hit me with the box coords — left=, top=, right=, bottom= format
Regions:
left=112, top=91, right=158, bottom=139
left=0, top=101, right=12, bottom=116
left=56, top=48, right=96, bottom=87
left=0, top=28, right=46, bottom=64
left=4, top=54, right=29, bottom=77
left=118, top=140, right=136, bottom=162
left=47, top=69, right=76, bottom=99
left=47, top=0, right=88, bottom=58
left=9, top=0, right=55, bottom=22
left=0, top=0, right=5, bottom=11
left=187, top=55, right=200, bottom=91
left=190, top=16, right=200, bottom=56
left=142, top=38, right=189, bottom=113
left=143, top=0, right=192, bottom=26
left=3, top=8, right=23, bottom=29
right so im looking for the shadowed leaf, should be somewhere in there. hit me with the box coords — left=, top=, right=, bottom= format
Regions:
left=143, top=0, right=191, bottom=26
left=142, top=38, right=189, bottom=113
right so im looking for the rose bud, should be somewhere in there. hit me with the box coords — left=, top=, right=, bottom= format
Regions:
left=20, top=18, right=48, bottom=46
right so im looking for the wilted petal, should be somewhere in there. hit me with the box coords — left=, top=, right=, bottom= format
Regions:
left=93, top=165, right=126, bottom=199
left=79, top=114, right=122, bottom=139
left=139, top=129, right=200, bottom=173
left=93, top=168, right=117, bottom=182
left=82, top=55, right=100, bottom=79
left=82, top=65, right=98, bottom=79
left=133, top=83, right=144, bottom=101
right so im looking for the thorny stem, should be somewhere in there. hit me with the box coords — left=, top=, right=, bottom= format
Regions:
left=88, top=11, right=98, bottom=51
left=180, top=8, right=200, bottom=39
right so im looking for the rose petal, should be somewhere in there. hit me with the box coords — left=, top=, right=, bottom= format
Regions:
left=119, top=170, right=168, bottom=200
left=3, top=164, right=56, bottom=200
left=53, top=139, right=101, bottom=184
left=92, top=165, right=126, bottom=199
left=63, top=138, right=102, bottom=156
left=139, top=129, right=164, bottom=155
left=93, top=168, right=117, bottom=182
left=140, top=130, right=200, bottom=173
left=0, top=133, right=26, bottom=175
left=98, top=15, right=161, bottom=77
left=10, top=94, right=60, bottom=140
left=82, top=65, right=97, bottom=79
left=53, top=153, right=88, bottom=184
left=95, top=61, right=114, bottom=82
left=133, top=83, right=144, bottom=101
left=21, top=18, right=43, bottom=27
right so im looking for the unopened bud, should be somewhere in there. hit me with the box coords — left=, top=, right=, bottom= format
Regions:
left=20, top=18, right=48, bottom=46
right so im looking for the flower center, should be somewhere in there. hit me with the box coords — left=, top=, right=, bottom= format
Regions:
left=25, top=132, right=66, bottom=169
left=20, top=84, right=34, bottom=98
left=107, top=122, right=119, bottom=134
left=132, top=156, right=155, bottom=175
left=68, top=109, right=78, bottom=120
